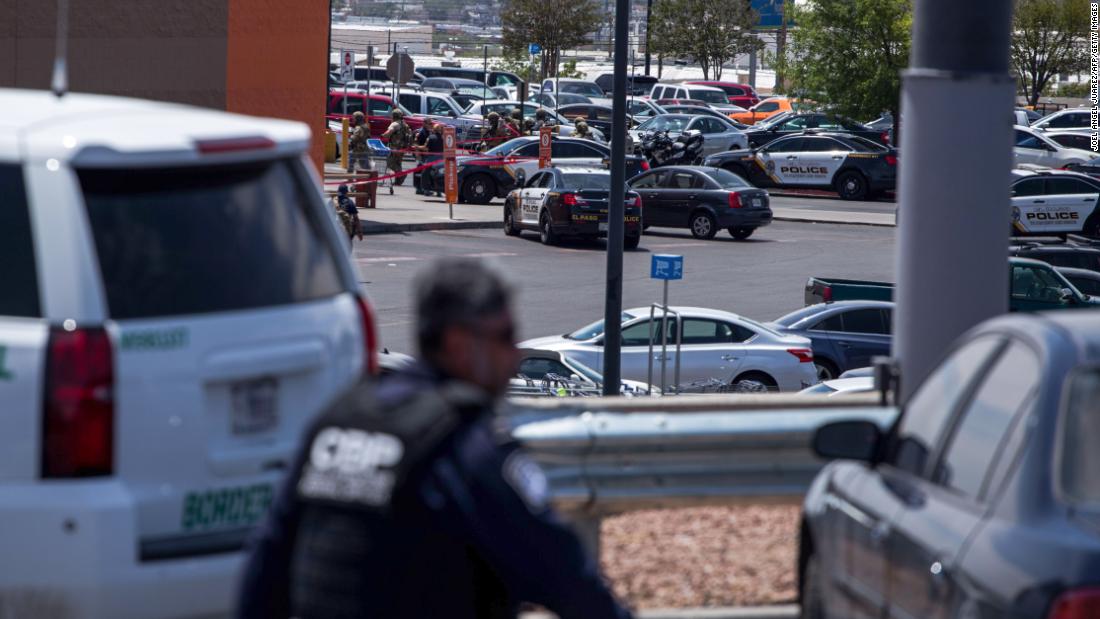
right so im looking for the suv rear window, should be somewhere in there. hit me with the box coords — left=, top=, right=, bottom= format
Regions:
left=0, top=164, right=41, bottom=317
left=78, top=159, right=344, bottom=319
left=1060, top=369, right=1100, bottom=506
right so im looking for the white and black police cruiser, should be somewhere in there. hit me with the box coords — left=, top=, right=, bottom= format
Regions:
left=1011, top=168, right=1100, bottom=237
left=701, top=131, right=898, bottom=200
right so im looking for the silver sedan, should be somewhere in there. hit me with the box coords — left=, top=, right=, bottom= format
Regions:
left=629, top=114, right=749, bottom=157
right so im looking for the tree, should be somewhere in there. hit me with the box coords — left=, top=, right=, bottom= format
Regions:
left=781, top=0, right=909, bottom=134
left=1011, top=0, right=1090, bottom=106
left=648, top=0, right=763, bottom=80
left=501, top=0, right=603, bottom=79
left=424, top=0, right=454, bottom=21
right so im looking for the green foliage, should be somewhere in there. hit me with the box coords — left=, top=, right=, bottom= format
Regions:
left=648, top=0, right=763, bottom=80
left=780, top=0, right=910, bottom=121
left=1047, top=80, right=1091, bottom=98
left=1011, top=0, right=1090, bottom=106
left=491, top=55, right=540, bottom=83
left=501, top=0, right=603, bottom=77
left=558, top=59, right=584, bottom=79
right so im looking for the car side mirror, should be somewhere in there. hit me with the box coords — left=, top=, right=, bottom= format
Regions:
left=812, top=420, right=882, bottom=462
left=1061, top=288, right=1077, bottom=303
left=516, top=169, right=527, bottom=187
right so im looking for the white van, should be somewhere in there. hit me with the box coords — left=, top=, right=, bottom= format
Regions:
left=0, top=88, right=376, bottom=618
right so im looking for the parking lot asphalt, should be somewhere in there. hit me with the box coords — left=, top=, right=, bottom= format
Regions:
left=354, top=221, right=896, bottom=354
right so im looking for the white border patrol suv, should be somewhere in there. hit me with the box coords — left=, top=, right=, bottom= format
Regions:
left=1011, top=169, right=1100, bottom=236
left=0, top=88, right=376, bottom=618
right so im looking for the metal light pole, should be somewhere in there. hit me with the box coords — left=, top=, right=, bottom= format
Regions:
left=644, top=0, right=653, bottom=76
left=894, top=0, right=1015, bottom=400
left=602, top=0, right=630, bottom=395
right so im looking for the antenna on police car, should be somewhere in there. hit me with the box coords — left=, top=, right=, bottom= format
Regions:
left=50, top=0, right=70, bottom=98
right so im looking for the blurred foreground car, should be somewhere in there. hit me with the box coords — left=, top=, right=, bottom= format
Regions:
left=512, top=349, right=658, bottom=396
left=801, top=311, right=1100, bottom=619
left=0, top=88, right=373, bottom=618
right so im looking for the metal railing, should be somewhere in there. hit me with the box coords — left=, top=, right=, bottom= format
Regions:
left=508, top=393, right=898, bottom=516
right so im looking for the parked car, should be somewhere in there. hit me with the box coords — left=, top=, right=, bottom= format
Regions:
left=529, top=92, right=593, bottom=108
left=769, top=301, right=893, bottom=380
left=1044, top=129, right=1095, bottom=152
left=347, top=65, right=425, bottom=84
left=425, top=136, right=648, bottom=204
left=1010, top=169, right=1100, bottom=237
left=627, top=97, right=667, bottom=119
left=797, top=376, right=874, bottom=397
left=0, top=88, right=374, bottom=618
left=660, top=105, right=751, bottom=129
left=801, top=310, right=1100, bottom=619
left=1066, top=156, right=1100, bottom=179
left=514, top=349, right=658, bottom=396
left=327, top=90, right=422, bottom=137
left=420, top=77, right=493, bottom=108
left=416, top=65, right=522, bottom=88
left=628, top=166, right=772, bottom=240
left=629, top=114, right=748, bottom=157
left=519, top=307, right=818, bottom=392
left=683, top=80, right=761, bottom=108
left=382, top=89, right=479, bottom=139
left=649, top=83, right=746, bottom=114
left=804, top=257, right=1100, bottom=312
left=743, top=113, right=890, bottom=148
left=594, top=73, right=659, bottom=96
left=556, top=103, right=638, bottom=140
left=1010, top=236, right=1100, bottom=272
left=1014, top=125, right=1095, bottom=168
left=729, top=97, right=797, bottom=125
left=503, top=166, right=642, bottom=248
left=540, top=78, right=611, bottom=105
left=461, top=100, right=606, bottom=142
left=1030, top=107, right=1092, bottom=131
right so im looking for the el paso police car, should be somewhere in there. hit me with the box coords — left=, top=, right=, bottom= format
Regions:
left=1011, top=169, right=1100, bottom=237
left=701, top=131, right=897, bottom=200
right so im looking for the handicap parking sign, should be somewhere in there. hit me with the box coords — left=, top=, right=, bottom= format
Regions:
left=651, top=254, right=683, bottom=280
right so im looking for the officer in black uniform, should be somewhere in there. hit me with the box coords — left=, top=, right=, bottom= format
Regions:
left=237, top=258, right=632, bottom=619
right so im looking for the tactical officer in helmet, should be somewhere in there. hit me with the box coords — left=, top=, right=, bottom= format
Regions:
left=349, top=111, right=371, bottom=171
left=381, top=108, right=412, bottom=185
left=237, top=258, right=633, bottom=619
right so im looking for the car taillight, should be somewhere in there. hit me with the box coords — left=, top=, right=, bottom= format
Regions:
left=1047, top=588, right=1100, bottom=619
left=563, top=193, right=579, bottom=206
left=880, top=131, right=890, bottom=145
left=355, top=295, right=379, bottom=376
left=787, top=348, right=814, bottom=363
left=822, top=286, right=833, bottom=303
left=42, top=326, right=114, bottom=478
left=728, top=192, right=743, bottom=208
left=631, top=195, right=642, bottom=209
left=885, top=154, right=897, bottom=166
left=640, top=159, right=650, bottom=171
left=195, top=136, right=276, bottom=154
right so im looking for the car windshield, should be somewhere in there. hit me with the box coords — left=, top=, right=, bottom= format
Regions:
left=705, top=168, right=752, bottom=189
left=560, top=82, right=604, bottom=97
left=564, top=355, right=604, bottom=383
left=562, top=173, right=615, bottom=190
left=640, top=116, right=691, bottom=132
left=1061, top=369, right=1100, bottom=509
left=690, top=89, right=730, bottom=105
left=754, top=112, right=792, bottom=128
left=565, top=312, right=637, bottom=340
left=484, top=139, right=529, bottom=156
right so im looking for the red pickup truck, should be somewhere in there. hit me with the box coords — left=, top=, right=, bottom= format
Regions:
left=684, top=81, right=761, bottom=109
left=327, top=91, right=425, bottom=138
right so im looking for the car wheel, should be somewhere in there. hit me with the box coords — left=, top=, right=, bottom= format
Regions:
left=801, top=553, right=827, bottom=619
left=504, top=206, right=519, bottom=236
left=728, top=226, right=754, bottom=240
left=462, top=174, right=496, bottom=205
left=539, top=211, right=557, bottom=246
left=835, top=171, right=869, bottom=201
left=625, top=234, right=641, bottom=250
left=813, top=357, right=838, bottom=382
left=690, top=211, right=718, bottom=240
left=731, top=371, right=778, bottom=393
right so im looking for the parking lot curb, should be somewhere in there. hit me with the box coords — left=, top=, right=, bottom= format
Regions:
left=361, top=220, right=500, bottom=235
left=522, top=605, right=799, bottom=619
left=772, top=215, right=895, bottom=228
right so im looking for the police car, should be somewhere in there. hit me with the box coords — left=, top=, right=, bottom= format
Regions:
left=1011, top=169, right=1100, bottom=236
left=701, top=131, right=898, bottom=200
left=432, top=136, right=649, bottom=204
left=503, top=166, right=643, bottom=248
left=0, top=89, right=373, bottom=618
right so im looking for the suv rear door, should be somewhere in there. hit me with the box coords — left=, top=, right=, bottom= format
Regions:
left=74, top=158, right=364, bottom=559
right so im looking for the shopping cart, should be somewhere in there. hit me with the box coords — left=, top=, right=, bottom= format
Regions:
left=366, top=138, right=395, bottom=195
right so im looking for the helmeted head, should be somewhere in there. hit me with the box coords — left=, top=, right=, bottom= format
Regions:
left=414, top=258, right=518, bottom=397
left=352, top=111, right=366, bottom=124
left=511, top=108, right=523, bottom=120
left=391, top=108, right=404, bottom=120
left=338, top=184, right=349, bottom=195
left=535, top=109, right=547, bottom=120
left=575, top=119, right=589, bottom=131
left=487, top=111, right=500, bottom=123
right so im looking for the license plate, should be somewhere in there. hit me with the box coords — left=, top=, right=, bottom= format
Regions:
left=181, top=483, right=273, bottom=532
left=599, top=222, right=608, bottom=232
left=230, top=377, right=279, bottom=435
left=752, top=197, right=763, bottom=208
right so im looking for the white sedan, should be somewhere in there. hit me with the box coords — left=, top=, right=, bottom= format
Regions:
left=1014, top=125, right=1096, bottom=168
left=519, top=306, right=818, bottom=393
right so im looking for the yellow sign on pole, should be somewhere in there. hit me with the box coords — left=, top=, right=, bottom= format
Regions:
left=340, top=117, right=350, bottom=170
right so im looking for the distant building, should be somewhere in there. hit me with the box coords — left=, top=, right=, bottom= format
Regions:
left=332, top=22, right=434, bottom=55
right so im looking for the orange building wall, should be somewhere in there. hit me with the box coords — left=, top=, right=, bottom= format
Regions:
left=227, top=0, right=329, bottom=171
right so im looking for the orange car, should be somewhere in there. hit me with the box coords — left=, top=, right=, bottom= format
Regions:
left=729, top=97, right=795, bottom=125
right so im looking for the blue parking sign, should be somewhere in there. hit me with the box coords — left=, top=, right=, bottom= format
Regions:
left=528, top=43, right=542, bottom=55
left=651, top=254, right=683, bottom=280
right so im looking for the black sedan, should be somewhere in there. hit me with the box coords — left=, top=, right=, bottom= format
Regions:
left=743, top=113, right=890, bottom=148
left=801, top=310, right=1100, bottom=619
left=1066, top=156, right=1100, bottom=180
left=628, top=166, right=771, bottom=240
